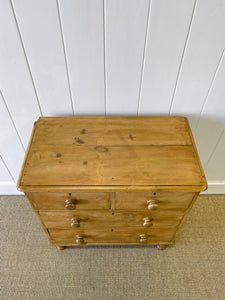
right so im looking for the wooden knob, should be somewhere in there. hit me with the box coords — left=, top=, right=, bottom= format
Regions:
left=76, top=235, right=84, bottom=244
left=139, top=234, right=148, bottom=243
left=65, top=199, right=76, bottom=210
left=71, top=218, right=80, bottom=228
left=143, top=217, right=152, bottom=227
left=147, top=200, right=158, bottom=211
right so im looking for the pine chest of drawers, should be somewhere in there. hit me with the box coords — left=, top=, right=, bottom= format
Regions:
left=17, top=116, right=207, bottom=250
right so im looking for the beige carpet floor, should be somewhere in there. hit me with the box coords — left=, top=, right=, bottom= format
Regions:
left=1, top=195, right=225, bottom=300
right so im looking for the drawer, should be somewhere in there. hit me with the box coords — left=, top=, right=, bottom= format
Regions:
left=115, top=191, right=195, bottom=211
left=39, top=210, right=183, bottom=229
left=28, top=192, right=110, bottom=210
left=48, top=227, right=176, bottom=245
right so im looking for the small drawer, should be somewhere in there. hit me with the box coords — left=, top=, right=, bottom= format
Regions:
left=48, top=227, right=176, bottom=245
left=27, top=192, right=110, bottom=210
left=115, top=191, right=195, bottom=211
left=39, top=210, right=182, bottom=229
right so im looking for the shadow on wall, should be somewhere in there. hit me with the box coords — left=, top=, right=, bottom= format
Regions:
left=189, top=115, right=225, bottom=182
left=137, top=113, right=225, bottom=183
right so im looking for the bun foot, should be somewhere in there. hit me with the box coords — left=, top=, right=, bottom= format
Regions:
left=57, top=246, right=66, bottom=250
left=157, top=244, right=168, bottom=250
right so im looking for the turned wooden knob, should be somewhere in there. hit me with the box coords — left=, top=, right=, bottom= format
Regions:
left=71, top=218, right=80, bottom=228
left=147, top=199, right=158, bottom=211
left=143, top=217, right=152, bottom=227
left=76, top=235, right=84, bottom=244
left=65, top=199, right=76, bottom=210
left=139, top=234, right=148, bottom=243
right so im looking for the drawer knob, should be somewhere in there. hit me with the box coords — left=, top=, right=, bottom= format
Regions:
left=143, top=217, right=152, bottom=227
left=76, top=235, right=84, bottom=244
left=147, top=200, right=158, bottom=211
left=65, top=199, right=76, bottom=210
left=139, top=234, right=148, bottom=243
left=71, top=218, right=80, bottom=228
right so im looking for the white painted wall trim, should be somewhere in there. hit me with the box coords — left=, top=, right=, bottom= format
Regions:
left=0, top=181, right=224, bottom=195
left=0, top=182, right=23, bottom=195
left=201, top=181, right=225, bottom=194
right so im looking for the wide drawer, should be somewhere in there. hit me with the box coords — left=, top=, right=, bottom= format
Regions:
left=39, top=210, right=183, bottom=229
left=115, top=191, right=195, bottom=211
left=48, top=227, right=176, bottom=245
left=28, top=192, right=110, bottom=210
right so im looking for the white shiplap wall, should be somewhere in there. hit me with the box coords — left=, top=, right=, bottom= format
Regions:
left=0, top=0, right=225, bottom=194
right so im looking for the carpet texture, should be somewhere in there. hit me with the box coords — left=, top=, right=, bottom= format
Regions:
left=1, top=195, right=225, bottom=300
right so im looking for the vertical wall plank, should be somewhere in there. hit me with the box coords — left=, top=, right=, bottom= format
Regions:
left=0, top=157, right=13, bottom=182
left=194, top=51, right=225, bottom=167
left=170, top=0, right=225, bottom=129
left=58, top=0, right=105, bottom=115
left=12, top=0, right=74, bottom=116
left=0, top=157, right=22, bottom=194
left=0, top=0, right=41, bottom=148
left=139, top=0, right=195, bottom=115
left=105, top=0, right=149, bottom=115
left=205, top=130, right=225, bottom=181
left=0, top=93, right=25, bottom=182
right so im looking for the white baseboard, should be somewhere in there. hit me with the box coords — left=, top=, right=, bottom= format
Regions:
left=201, top=182, right=225, bottom=194
left=0, top=182, right=23, bottom=195
left=0, top=181, right=224, bottom=195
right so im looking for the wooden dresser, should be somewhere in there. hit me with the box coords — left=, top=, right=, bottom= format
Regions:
left=17, top=117, right=207, bottom=250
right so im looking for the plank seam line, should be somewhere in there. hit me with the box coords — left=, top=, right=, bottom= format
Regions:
left=10, top=0, right=43, bottom=116
left=30, top=145, right=193, bottom=148
left=168, top=0, right=198, bottom=115
left=137, top=0, right=152, bottom=116
left=193, top=47, right=225, bottom=134
left=56, top=0, right=75, bottom=116
left=0, top=154, right=15, bottom=182
left=0, top=90, right=25, bottom=152
left=20, top=184, right=206, bottom=187
left=204, top=126, right=225, bottom=171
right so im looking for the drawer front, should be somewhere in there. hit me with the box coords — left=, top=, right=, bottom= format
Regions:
left=115, top=192, right=195, bottom=211
left=39, top=210, right=182, bottom=229
left=49, top=227, right=176, bottom=245
left=28, top=192, right=110, bottom=210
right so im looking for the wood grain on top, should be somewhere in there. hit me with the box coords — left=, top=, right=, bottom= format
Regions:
left=17, top=116, right=207, bottom=191
left=32, top=116, right=192, bottom=146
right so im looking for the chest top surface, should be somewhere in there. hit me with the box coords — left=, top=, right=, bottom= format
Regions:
left=17, top=116, right=207, bottom=192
